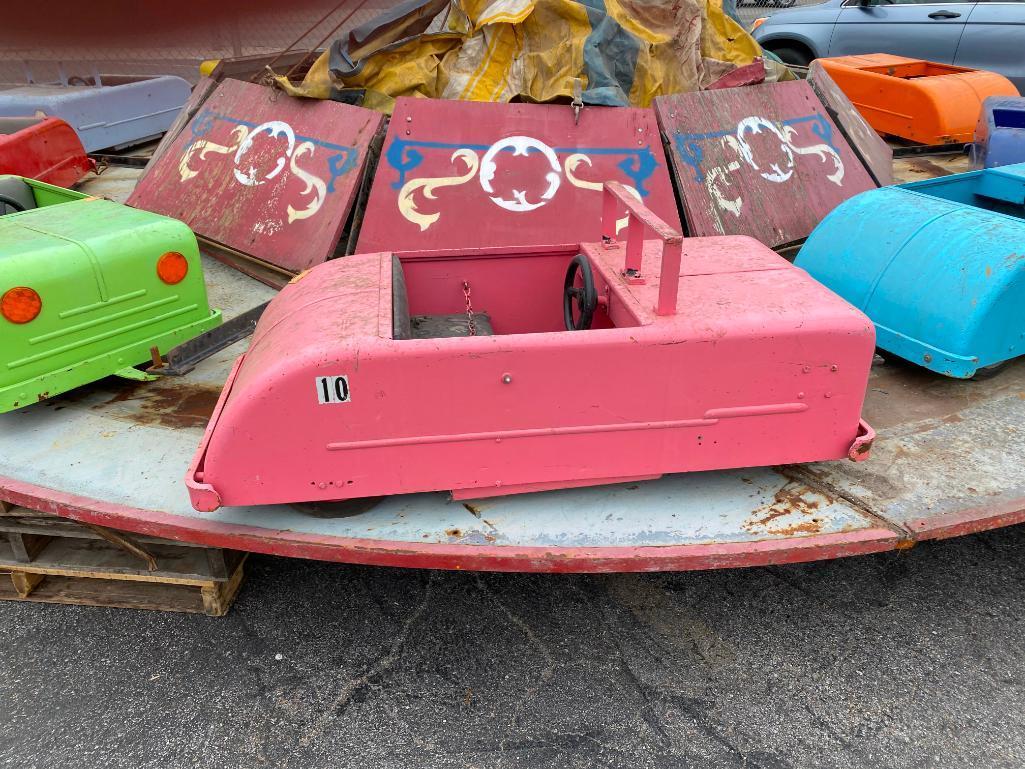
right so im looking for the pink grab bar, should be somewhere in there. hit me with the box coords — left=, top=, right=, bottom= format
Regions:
left=601, top=181, right=684, bottom=316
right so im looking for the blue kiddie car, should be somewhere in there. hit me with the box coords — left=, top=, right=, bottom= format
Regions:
left=795, top=163, right=1025, bottom=379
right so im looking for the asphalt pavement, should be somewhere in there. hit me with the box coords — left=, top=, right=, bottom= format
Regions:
left=2, top=525, right=1025, bottom=769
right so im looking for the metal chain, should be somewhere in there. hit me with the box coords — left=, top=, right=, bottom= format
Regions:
left=463, top=281, right=477, bottom=337
left=571, top=77, right=583, bottom=125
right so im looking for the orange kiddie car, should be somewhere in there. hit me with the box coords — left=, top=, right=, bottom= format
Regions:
left=818, top=54, right=1019, bottom=145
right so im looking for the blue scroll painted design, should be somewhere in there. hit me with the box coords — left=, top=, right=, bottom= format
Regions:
left=673, top=114, right=836, bottom=183
left=385, top=138, right=659, bottom=197
left=188, top=110, right=359, bottom=193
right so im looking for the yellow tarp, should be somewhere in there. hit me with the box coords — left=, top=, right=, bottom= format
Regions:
left=276, top=0, right=768, bottom=112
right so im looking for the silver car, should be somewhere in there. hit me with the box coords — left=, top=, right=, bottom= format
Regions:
left=751, top=0, right=1025, bottom=90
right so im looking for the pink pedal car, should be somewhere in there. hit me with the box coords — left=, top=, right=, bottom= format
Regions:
left=187, top=184, right=875, bottom=511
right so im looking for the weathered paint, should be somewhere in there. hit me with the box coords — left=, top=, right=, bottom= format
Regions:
left=356, top=98, right=679, bottom=253
left=806, top=62, right=892, bottom=187
left=795, top=163, right=1025, bottom=378
left=655, top=81, right=876, bottom=247
left=127, top=79, right=383, bottom=274
left=818, top=54, right=1020, bottom=146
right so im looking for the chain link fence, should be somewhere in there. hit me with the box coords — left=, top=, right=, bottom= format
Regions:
left=734, top=0, right=825, bottom=29
left=0, top=0, right=823, bottom=86
left=0, top=1, right=386, bottom=85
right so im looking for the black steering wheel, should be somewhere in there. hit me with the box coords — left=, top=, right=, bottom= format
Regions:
left=0, top=194, right=27, bottom=215
left=564, top=254, right=597, bottom=331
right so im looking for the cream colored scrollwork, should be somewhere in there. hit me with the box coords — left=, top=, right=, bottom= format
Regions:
left=178, top=125, right=249, bottom=183
left=398, top=148, right=480, bottom=231
left=564, top=153, right=641, bottom=234
left=286, top=142, right=328, bottom=223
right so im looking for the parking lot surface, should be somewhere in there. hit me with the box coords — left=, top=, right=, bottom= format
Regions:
left=2, top=526, right=1024, bottom=769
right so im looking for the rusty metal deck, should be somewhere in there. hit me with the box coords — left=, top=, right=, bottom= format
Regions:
left=0, top=160, right=1021, bottom=573
left=4, top=340, right=1022, bottom=571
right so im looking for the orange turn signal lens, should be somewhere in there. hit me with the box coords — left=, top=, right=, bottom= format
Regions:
left=1, top=287, right=42, bottom=324
left=157, top=251, right=189, bottom=285
left=751, top=17, right=767, bottom=30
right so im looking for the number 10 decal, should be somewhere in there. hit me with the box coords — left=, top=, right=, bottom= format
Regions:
left=316, top=376, right=350, bottom=404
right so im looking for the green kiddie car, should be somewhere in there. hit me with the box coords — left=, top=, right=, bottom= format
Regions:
left=0, top=175, right=221, bottom=413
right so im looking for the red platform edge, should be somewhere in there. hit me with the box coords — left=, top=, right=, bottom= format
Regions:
left=0, top=474, right=903, bottom=573
left=3, top=475, right=1020, bottom=573
left=904, top=497, right=1025, bottom=542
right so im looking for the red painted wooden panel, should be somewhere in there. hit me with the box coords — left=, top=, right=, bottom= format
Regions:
left=655, top=81, right=876, bottom=247
left=356, top=98, right=680, bottom=253
left=128, top=79, right=383, bottom=273
left=704, top=60, right=766, bottom=91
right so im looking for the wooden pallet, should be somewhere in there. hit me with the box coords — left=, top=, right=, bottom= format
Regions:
left=0, top=501, right=246, bottom=616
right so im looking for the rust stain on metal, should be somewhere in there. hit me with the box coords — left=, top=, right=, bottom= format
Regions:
left=95, top=380, right=222, bottom=430
left=849, top=441, right=872, bottom=459
left=442, top=525, right=497, bottom=544
left=780, top=464, right=919, bottom=546
left=891, top=153, right=970, bottom=184
left=904, top=158, right=954, bottom=178
left=742, top=481, right=830, bottom=536
left=770, top=520, right=827, bottom=536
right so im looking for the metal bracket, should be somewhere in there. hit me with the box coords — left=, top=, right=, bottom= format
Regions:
left=572, top=78, right=583, bottom=126
left=88, top=151, right=150, bottom=169
left=847, top=419, right=875, bottom=462
left=150, top=301, right=270, bottom=377
left=601, top=181, right=683, bottom=313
